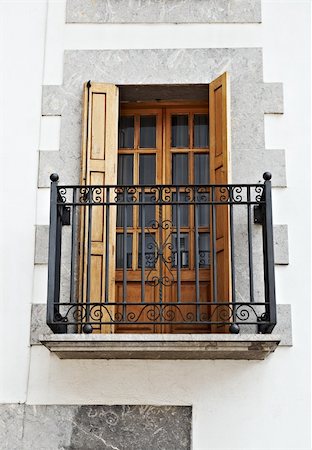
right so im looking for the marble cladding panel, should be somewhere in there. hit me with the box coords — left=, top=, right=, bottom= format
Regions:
left=34, top=225, right=49, bottom=264
left=0, top=404, right=25, bottom=450
left=39, top=48, right=285, bottom=188
left=30, top=303, right=51, bottom=344
left=42, top=85, right=67, bottom=116
left=0, top=404, right=191, bottom=450
left=273, top=224, right=289, bottom=265
left=66, top=0, right=261, bottom=23
left=231, top=148, right=286, bottom=186
left=261, top=83, right=284, bottom=114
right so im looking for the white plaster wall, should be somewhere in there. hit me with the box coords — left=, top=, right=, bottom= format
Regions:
left=1, top=0, right=310, bottom=448
left=0, top=0, right=48, bottom=403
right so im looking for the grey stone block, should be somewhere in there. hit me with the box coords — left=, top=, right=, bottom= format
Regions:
left=34, top=225, right=49, bottom=264
left=66, top=0, right=261, bottom=24
left=38, top=48, right=285, bottom=187
left=38, top=150, right=80, bottom=188
left=0, top=404, right=25, bottom=450
left=275, top=304, right=292, bottom=346
left=274, top=224, right=289, bottom=265
left=42, top=85, right=67, bottom=116
left=30, top=304, right=50, bottom=345
left=232, top=148, right=286, bottom=187
left=22, top=405, right=77, bottom=450
left=0, top=404, right=191, bottom=450
left=262, top=83, right=284, bottom=114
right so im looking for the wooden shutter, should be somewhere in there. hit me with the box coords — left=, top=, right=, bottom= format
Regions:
left=209, top=73, right=231, bottom=330
left=80, top=82, right=119, bottom=332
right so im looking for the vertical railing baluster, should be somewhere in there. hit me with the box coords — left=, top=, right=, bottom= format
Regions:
left=105, top=187, right=110, bottom=304
left=159, top=188, right=163, bottom=307
left=229, top=186, right=236, bottom=304
left=211, top=186, right=217, bottom=303
left=122, top=187, right=127, bottom=320
left=176, top=187, right=181, bottom=303
left=70, top=187, right=77, bottom=304
left=247, top=186, right=254, bottom=302
left=194, top=186, right=200, bottom=320
left=47, top=174, right=63, bottom=332
left=86, top=187, right=93, bottom=323
left=141, top=188, right=145, bottom=303
left=260, top=172, right=277, bottom=333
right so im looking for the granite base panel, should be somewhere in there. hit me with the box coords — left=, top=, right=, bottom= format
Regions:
left=0, top=404, right=191, bottom=450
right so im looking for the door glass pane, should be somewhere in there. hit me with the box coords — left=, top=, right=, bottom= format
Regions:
left=116, top=234, right=132, bottom=268
left=118, top=116, right=134, bottom=149
left=139, top=193, right=156, bottom=228
left=172, top=233, right=189, bottom=268
left=194, top=154, right=209, bottom=226
left=140, top=115, right=156, bottom=148
left=172, top=153, right=188, bottom=184
left=139, top=154, right=156, bottom=185
left=117, top=155, right=133, bottom=227
left=194, top=114, right=209, bottom=148
left=172, top=192, right=189, bottom=227
left=118, top=154, right=133, bottom=184
left=194, top=154, right=209, bottom=184
left=138, top=233, right=156, bottom=268
left=171, top=115, right=189, bottom=148
left=199, top=233, right=210, bottom=268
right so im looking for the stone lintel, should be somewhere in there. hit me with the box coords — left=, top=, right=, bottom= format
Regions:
left=40, top=334, right=280, bottom=360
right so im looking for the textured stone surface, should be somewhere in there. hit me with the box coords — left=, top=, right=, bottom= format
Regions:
left=30, top=304, right=51, bottom=344
left=40, top=48, right=285, bottom=188
left=274, top=225, right=289, bottom=265
left=275, top=304, right=292, bottom=346
left=42, top=85, right=67, bottom=116
left=0, top=404, right=25, bottom=450
left=0, top=404, right=191, bottom=450
left=262, top=83, right=284, bottom=114
left=66, top=0, right=261, bottom=24
left=232, top=148, right=286, bottom=187
left=40, top=333, right=280, bottom=360
left=34, top=225, right=49, bottom=264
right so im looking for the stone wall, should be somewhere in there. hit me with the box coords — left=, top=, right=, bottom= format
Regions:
left=66, top=0, right=261, bottom=24
left=0, top=404, right=191, bottom=450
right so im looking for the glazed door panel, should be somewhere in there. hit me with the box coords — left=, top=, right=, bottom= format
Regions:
left=116, top=105, right=212, bottom=333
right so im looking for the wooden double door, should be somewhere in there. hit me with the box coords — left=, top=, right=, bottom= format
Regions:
left=115, top=104, right=211, bottom=333
left=80, top=74, right=230, bottom=333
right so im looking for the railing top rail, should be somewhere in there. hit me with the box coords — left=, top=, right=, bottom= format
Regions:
left=56, top=183, right=265, bottom=189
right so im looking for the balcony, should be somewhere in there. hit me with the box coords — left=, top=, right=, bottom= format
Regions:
left=42, top=173, right=279, bottom=359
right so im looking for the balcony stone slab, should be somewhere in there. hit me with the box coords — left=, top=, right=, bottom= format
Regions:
left=40, top=333, right=280, bottom=360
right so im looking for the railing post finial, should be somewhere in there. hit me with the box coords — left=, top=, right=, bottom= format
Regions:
left=263, top=172, right=272, bottom=181
left=50, top=173, right=59, bottom=182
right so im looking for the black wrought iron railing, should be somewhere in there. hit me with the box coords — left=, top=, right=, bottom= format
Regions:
left=47, top=173, right=276, bottom=334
